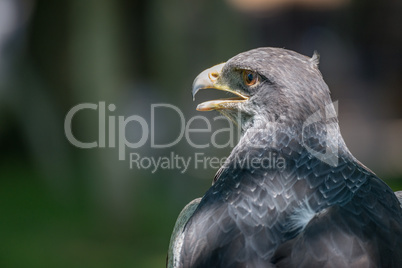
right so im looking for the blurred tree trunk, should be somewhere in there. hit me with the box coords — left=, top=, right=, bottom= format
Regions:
left=69, top=0, right=135, bottom=227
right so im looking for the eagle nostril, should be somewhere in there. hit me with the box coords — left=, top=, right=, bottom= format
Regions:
left=209, top=71, right=219, bottom=81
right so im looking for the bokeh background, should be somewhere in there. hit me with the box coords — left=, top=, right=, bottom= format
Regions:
left=1, top=0, right=401, bottom=267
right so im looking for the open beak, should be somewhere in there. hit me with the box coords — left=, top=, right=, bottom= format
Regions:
left=192, top=63, right=249, bottom=111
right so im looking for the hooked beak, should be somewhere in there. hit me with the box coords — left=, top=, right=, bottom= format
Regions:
left=192, top=63, right=249, bottom=111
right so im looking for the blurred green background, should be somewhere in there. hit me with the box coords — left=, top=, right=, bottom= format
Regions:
left=0, top=0, right=401, bottom=267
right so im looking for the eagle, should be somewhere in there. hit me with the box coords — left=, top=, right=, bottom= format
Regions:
left=167, top=47, right=402, bottom=267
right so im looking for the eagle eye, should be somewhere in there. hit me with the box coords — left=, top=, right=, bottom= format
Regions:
left=242, top=70, right=259, bottom=87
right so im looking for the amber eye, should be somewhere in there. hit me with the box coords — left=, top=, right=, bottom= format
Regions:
left=242, top=70, right=258, bottom=86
